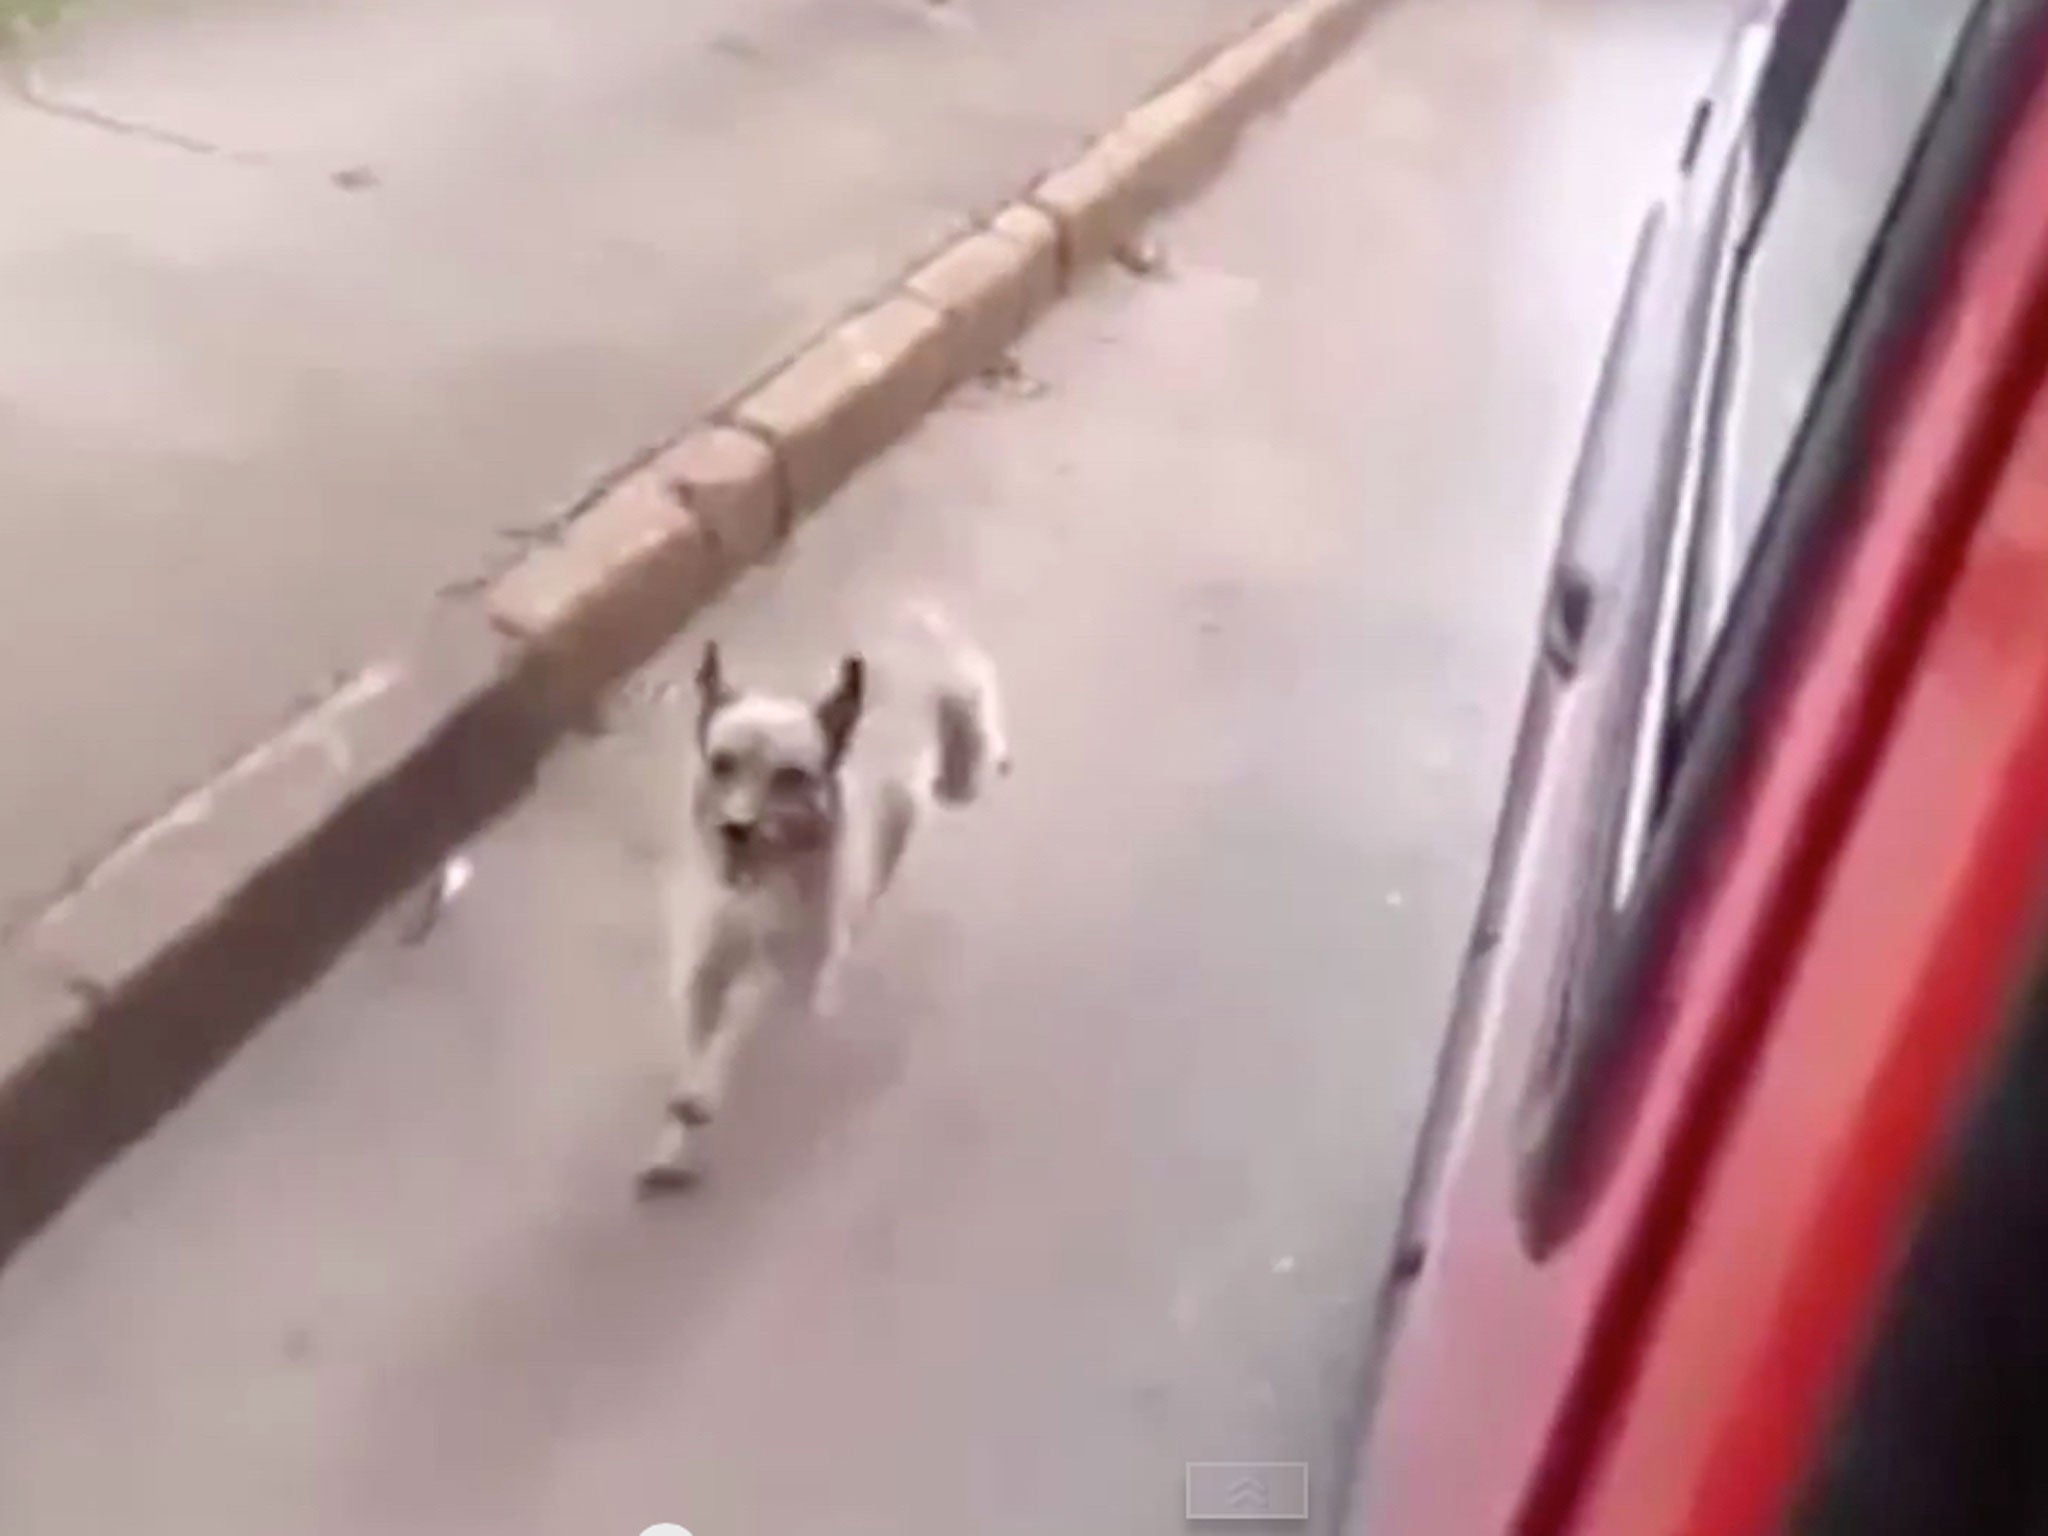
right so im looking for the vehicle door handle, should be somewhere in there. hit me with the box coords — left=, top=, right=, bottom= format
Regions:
left=1542, top=562, right=1597, bottom=678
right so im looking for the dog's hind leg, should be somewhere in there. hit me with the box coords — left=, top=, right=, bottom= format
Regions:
left=909, top=600, right=1010, bottom=804
left=873, top=776, right=921, bottom=898
left=810, top=777, right=919, bottom=1023
left=810, top=939, right=848, bottom=1021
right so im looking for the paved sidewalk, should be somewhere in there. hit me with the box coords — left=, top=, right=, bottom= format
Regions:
left=0, top=1, right=1731, bottom=1531
left=0, top=0, right=1274, bottom=928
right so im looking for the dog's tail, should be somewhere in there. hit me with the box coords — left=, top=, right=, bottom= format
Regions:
left=906, top=600, right=1010, bottom=807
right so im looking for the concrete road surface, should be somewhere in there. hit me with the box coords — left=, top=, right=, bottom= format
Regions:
left=0, top=2, right=1734, bottom=1531
left=0, top=0, right=1276, bottom=929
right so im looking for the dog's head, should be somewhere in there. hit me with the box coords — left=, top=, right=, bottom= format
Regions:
left=690, top=640, right=865, bottom=882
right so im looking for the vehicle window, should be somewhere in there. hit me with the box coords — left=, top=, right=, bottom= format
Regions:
left=1674, top=0, right=1982, bottom=722
left=1514, top=0, right=2020, bottom=1255
left=1612, top=0, right=1978, bottom=920
left=1747, top=0, right=1854, bottom=196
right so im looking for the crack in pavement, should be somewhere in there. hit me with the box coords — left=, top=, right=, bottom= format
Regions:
left=1, top=56, right=268, bottom=164
left=0, top=52, right=377, bottom=187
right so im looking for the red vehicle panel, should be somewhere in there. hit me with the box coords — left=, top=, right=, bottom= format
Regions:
left=1346, top=7, right=2048, bottom=1534
left=1577, top=73, right=2048, bottom=1536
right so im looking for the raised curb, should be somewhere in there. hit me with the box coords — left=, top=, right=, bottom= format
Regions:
left=1, top=611, right=550, bottom=1259
left=488, top=462, right=727, bottom=708
left=732, top=294, right=955, bottom=521
left=0, top=0, right=1374, bottom=1270
left=905, top=225, right=1052, bottom=392
left=660, top=425, right=786, bottom=566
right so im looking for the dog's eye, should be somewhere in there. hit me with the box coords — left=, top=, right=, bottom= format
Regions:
left=769, top=765, right=812, bottom=796
left=707, top=751, right=738, bottom=781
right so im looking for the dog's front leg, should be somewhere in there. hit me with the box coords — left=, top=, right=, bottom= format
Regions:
left=810, top=923, right=851, bottom=1020
left=674, top=925, right=752, bottom=1119
left=641, top=925, right=747, bottom=1190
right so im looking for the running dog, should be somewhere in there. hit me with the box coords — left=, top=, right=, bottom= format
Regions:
left=641, top=603, right=1008, bottom=1189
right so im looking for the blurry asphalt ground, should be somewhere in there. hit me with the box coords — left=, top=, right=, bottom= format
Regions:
left=0, top=0, right=1736, bottom=1532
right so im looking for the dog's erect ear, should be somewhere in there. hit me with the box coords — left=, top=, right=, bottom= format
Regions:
left=816, top=654, right=866, bottom=768
left=695, top=641, right=733, bottom=743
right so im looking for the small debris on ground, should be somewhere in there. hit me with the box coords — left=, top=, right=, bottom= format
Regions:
left=331, top=164, right=380, bottom=191
left=435, top=572, right=490, bottom=600
left=711, top=31, right=765, bottom=62
left=399, top=853, right=474, bottom=945
left=1113, top=235, right=1170, bottom=279
left=496, top=516, right=569, bottom=548
left=974, top=353, right=1049, bottom=401
left=1271, top=1254, right=1297, bottom=1276
left=914, top=0, right=973, bottom=33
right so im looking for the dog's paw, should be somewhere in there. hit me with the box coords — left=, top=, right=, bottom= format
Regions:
left=665, top=1090, right=717, bottom=1127
left=637, top=1118, right=704, bottom=1196
left=811, top=967, right=847, bottom=1022
left=636, top=1158, right=702, bottom=1197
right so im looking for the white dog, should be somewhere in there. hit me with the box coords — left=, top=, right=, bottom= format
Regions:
left=640, top=603, right=1008, bottom=1189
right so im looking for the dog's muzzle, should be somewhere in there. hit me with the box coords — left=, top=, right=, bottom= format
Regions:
left=717, top=820, right=757, bottom=883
